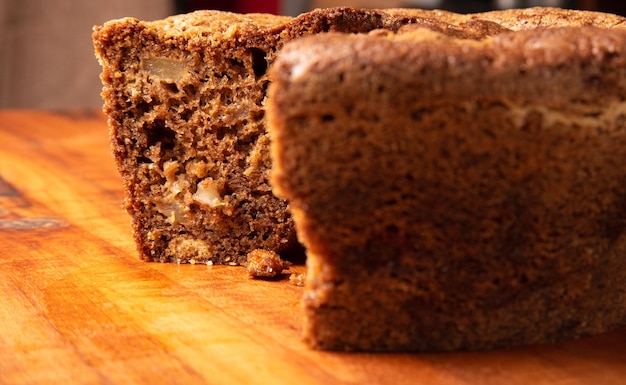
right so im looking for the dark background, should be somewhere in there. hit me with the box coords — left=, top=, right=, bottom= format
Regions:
left=175, top=0, right=626, bottom=16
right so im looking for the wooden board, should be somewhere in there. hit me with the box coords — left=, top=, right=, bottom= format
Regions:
left=1, top=109, right=626, bottom=384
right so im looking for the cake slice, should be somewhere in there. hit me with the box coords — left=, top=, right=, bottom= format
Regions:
left=267, top=13, right=626, bottom=350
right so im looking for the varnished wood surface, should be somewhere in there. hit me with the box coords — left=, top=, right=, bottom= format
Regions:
left=1, top=109, right=626, bottom=384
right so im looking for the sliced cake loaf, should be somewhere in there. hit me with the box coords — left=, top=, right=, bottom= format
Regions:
left=96, top=6, right=626, bottom=352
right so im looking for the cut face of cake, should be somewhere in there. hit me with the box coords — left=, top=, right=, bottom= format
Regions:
left=267, top=17, right=626, bottom=351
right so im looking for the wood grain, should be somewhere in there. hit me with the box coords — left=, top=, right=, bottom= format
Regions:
left=1, top=110, right=626, bottom=384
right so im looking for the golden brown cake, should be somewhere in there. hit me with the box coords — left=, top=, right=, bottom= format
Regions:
left=268, top=10, right=626, bottom=351
left=92, top=7, right=476, bottom=265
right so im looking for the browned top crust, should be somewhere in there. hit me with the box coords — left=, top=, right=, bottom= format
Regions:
left=94, top=6, right=626, bottom=49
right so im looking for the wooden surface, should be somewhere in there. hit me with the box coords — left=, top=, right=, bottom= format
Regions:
left=1, top=110, right=626, bottom=384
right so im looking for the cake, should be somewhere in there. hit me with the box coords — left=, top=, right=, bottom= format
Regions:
left=93, top=7, right=476, bottom=265
left=267, top=11, right=626, bottom=351
left=95, top=6, right=626, bottom=351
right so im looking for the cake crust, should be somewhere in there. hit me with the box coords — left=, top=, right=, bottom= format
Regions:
left=268, top=12, right=626, bottom=351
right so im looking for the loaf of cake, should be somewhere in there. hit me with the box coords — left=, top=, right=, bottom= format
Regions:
left=268, top=11, right=626, bottom=351
left=96, top=6, right=626, bottom=351
left=92, top=7, right=473, bottom=265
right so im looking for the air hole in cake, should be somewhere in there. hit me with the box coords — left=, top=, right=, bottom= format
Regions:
left=136, top=156, right=152, bottom=164
left=146, top=120, right=176, bottom=152
left=252, top=109, right=265, bottom=122
left=168, top=99, right=182, bottom=111
left=135, top=100, right=151, bottom=116
left=163, top=82, right=179, bottom=94
left=183, top=84, right=197, bottom=97
left=242, top=132, right=260, bottom=146
left=180, top=109, right=193, bottom=121
left=321, top=114, right=335, bottom=122
left=230, top=58, right=245, bottom=69
left=215, top=126, right=233, bottom=140
left=249, top=48, right=268, bottom=78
